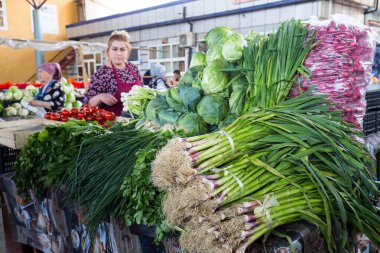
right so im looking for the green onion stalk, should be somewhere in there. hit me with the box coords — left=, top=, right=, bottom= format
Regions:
left=179, top=185, right=326, bottom=253
left=242, top=19, right=318, bottom=112
left=152, top=92, right=380, bottom=252
left=64, top=129, right=164, bottom=234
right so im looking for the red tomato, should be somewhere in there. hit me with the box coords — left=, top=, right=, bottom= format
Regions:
left=86, top=115, right=95, bottom=122
left=83, top=104, right=91, bottom=109
left=61, top=109, right=71, bottom=117
left=97, top=109, right=106, bottom=116
left=50, top=114, right=59, bottom=121
left=71, top=108, right=79, bottom=115
left=83, top=107, right=92, bottom=114
left=77, top=112, right=85, bottom=118
left=61, top=117, right=69, bottom=122
left=104, top=112, right=116, bottom=121
left=44, top=113, right=51, bottom=119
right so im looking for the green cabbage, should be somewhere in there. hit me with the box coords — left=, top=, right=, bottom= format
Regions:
left=206, top=45, right=224, bottom=65
left=4, top=107, right=17, bottom=117
left=166, top=88, right=185, bottom=112
left=205, top=27, right=233, bottom=48
left=201, top=63, right=228, bottom=94
left=158, top=110, right=181, bottom=124
left=8, top=86, right=19, bottom=93
left=189, top=52, right=206, bottom=68
left=168, top=88, right=182, bottom=104
left=222, top=33, right=247, bottom=61
left=192, top=76, right=202, bottom=89
left=4, top=92, right=13, bottom=100
left=177, top=112, right=208, bottom=136
left=179, top=66, right=204, bottom=86
left=72, top=101, right=82, bottom=108
left=65, top=93, right=76, bottom=103
left=18, top=108, right=29, bottom=116
left=145, top=95, right=169, bottom=122
left=60, top=77, right=69, bottom=86
left=65, top=102, right=73, bottom=110
left=12, top=90, right=23, bottom=100
left=178, top=83, right=202, bottom=110
left=26, top=85, right=38, bottom=96
left=12, top=103, right=22, bottom=109
left=196, top=94, right=228, bottom=125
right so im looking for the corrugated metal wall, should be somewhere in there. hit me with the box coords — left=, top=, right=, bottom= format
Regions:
left=66, top=0, right=378, bottom=73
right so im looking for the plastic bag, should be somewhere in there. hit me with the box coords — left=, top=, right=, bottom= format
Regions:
left=291, top=14, right=377, bottom=130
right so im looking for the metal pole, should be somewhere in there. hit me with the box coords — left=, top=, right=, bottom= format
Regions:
left=32, top=9, right=44, bottom=71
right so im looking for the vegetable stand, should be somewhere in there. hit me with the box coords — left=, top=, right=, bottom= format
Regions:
left=1, top=14, right=380, bottom=253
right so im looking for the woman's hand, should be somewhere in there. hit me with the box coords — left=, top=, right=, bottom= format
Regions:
left=30, top=100, right=51, bottom=110
left=29, top=100, right=43, bottom=106
left=29, top=100, right=42, bottom=107
left=89, top=93, right=118, bottom=106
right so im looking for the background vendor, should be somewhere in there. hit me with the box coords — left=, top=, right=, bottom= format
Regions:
left=29, top=62, right=65, bottom=112
left=84, top=30, right=142, bottom=116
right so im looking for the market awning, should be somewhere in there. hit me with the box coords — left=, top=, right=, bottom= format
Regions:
left=0, top=37, right=107, bottom=53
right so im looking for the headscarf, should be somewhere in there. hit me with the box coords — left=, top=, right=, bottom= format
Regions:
left=150, top=63, right=166, bottom=79
left=39, top=62, right=62, bottom=81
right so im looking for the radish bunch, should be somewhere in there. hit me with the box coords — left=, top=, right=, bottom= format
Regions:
left=291, top=15, right=377, bottom=129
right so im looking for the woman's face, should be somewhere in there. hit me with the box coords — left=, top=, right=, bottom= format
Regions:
left=107, top=40, right=129, bottom=67
left=38, top=69, right=53, bottom=84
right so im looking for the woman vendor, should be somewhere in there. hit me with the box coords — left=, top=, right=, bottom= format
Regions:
left=84, top=30, right=142, bottom=116
left=30, top=62, right=65, bottom=112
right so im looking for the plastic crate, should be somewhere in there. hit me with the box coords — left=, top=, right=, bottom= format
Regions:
left=366, top=90, right=380, bottom=110
left=0, top=145, right=20, bottom=173
left=363, top=111, right=378, bottom=135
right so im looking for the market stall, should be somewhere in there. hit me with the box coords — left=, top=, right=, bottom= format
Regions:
left=0, top=13, right=379, bottom=253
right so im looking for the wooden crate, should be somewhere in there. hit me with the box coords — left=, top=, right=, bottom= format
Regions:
left=0, top=119, right=60, bottom=149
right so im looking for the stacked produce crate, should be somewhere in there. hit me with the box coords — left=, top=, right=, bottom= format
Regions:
left=363, top=89, right=380, bottom=135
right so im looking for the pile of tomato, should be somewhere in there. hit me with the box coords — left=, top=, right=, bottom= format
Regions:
left=44, top=105, right=116, bottom=126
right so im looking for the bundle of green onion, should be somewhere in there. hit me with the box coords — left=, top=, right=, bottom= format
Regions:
left=64, top=129, right=161, bottom=233
left=242, top=19, right=317, bottom=111
left=152, top=91, right=380, bottom=252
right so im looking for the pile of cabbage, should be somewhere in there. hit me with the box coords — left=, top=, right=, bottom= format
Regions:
left=126, top=27, right=248, bottom=135
left=0, top=85, right=38, bottom=102
left=2, top=102, right=30, bottom=117
left=0, top=86, right=38, bottom=117
left=60, top=77, right=83, bottom=110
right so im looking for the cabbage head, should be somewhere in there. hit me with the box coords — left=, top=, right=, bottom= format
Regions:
left=201, top=63, right=228, bottom=94
left=177, top=112, right=208, bottom=136
left=8, top=86, right=19, bottom=93
left=190, top=52, right=206, bottom=68
left=179, top=66, right=204, bottom=86
left=206, top=45, right=224, bottom=65
left=166, top=88, right=185, bottom=112
left=196, top=95, right=228, bottom=125
left=145, top=95, right=169, bottom=122
left=205, top=27, right=233, bottom=48
left=222, top=33, right=247, bottom=62
left=72, top=101, right=82, bottom=108
left=12, top=90, right=23, bottom=100
left=4, top=107, right=17, bottom=117
left=65, top=102, right=73, bottom=110
left=158, top=110, right=181, bottom=124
